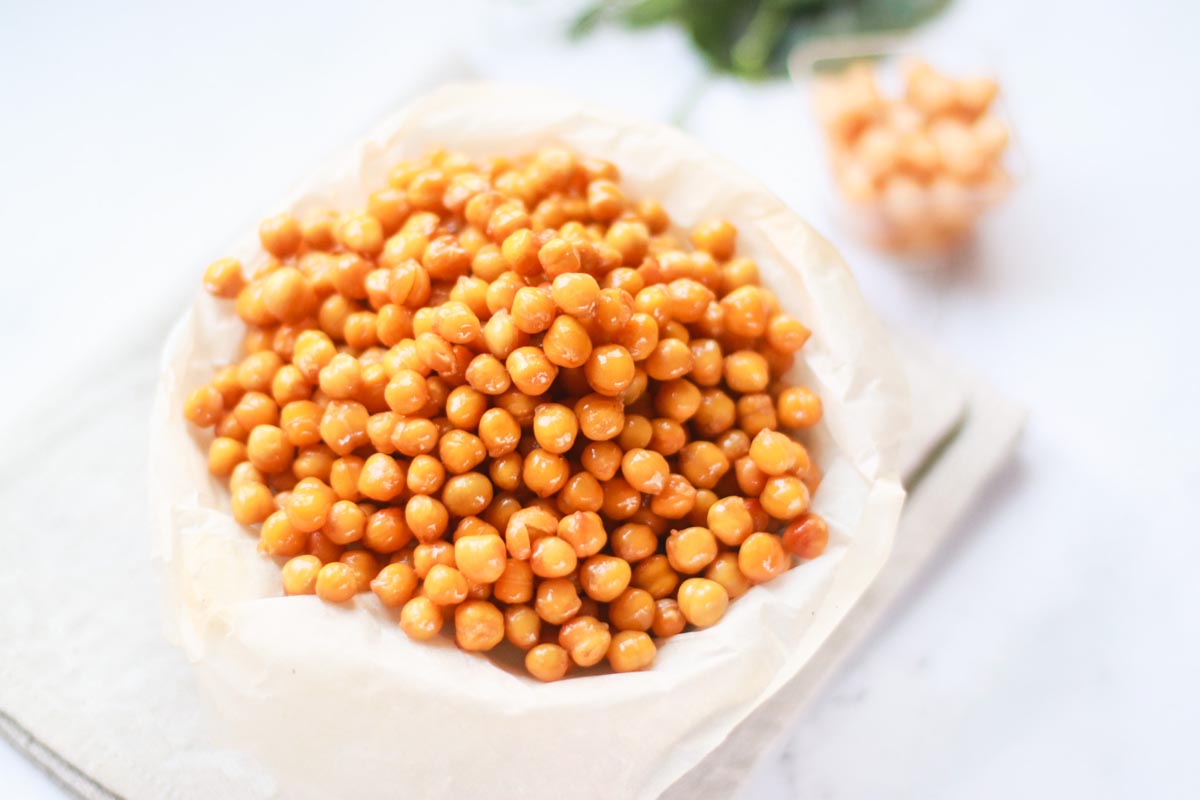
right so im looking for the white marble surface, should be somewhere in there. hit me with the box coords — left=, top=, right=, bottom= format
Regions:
left=1, top=0, right=1197, bottom=797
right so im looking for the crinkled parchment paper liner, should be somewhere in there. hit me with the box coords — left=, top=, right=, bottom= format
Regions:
left=149, top=83, right=908, bottom=800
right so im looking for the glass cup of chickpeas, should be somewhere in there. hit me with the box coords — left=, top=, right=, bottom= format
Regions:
left=183, top=145, right=833, bottom=682
left=791, top=36, right=1017, bottom=255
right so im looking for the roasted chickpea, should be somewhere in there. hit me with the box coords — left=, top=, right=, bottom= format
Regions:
left=259, top=510, right=307, bottom=557
left=574, top=393, right=624, bottom=441
left=559, top=616, right=613, bottom=668
left=532, top=403, right=579, bottom=454
left=535, top=577, right=582, bottom=625
left=424, top=564, right=469, bottom=606
left=649, top=474, right=697, bottom=519
left=339, top=550, right=379, bottom=592
left=183, top=384, right=224, bottom=428
left=281, top=554, right=322, bottom=595
left=579, top=555, right=632, bottom=602
left=759, top=475, right=810, bottom=521
left=495, top=559, right=535, bottom=606
left=738, top=532, right=790, bottom=583
left=530, top=535, right=578, bottom=578
left=371, top=562, right=418, bottom=607
left=442, top=472, right=494, bottom=517
left=315, top=561, right=358, bottom=603
left=405, top=494, right=450, bottom=543
left=580, top=440, right=623, bottom=480
left=665, top=527, right=718, bottom=575
left=357, top=453, right=405, bottom=502
left=438, top=430, right=487, bottom=475
left=400, top=596, right=444, bottom=641
left=782, top=513, right=829, bottom=559
left=363, top=507, right=411, bottom=553
left=584, top=344, right=635, bottom=396
left=736, top=393, right=777, bottom=436
left=506, top=346, right=558, bottom=396
left=455, top=600, right=505, bottom=652
left=525, top=643, right=570, bottom=682
left=749, top=429, right=797, bottom=476
left=677, top=577, right=730, bottom=628
left=776, top=386, right=823, bottom=429
left=647, top=417, right=687, bottom=455
left=259, top=212, right=302, bottom=258
left=620, top=448, right=669, bottom=495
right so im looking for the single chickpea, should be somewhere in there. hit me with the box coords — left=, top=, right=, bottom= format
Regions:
left=318, top=400, right=369, bottom=456
left=281, top=555, right=322, bottom=595
left=617, top=415, right=653, bottom=452
left=541, top=315, right=593, bottom=369
left=734, top=456, right=768, bottom=497
left=535, top=577, right=582, bottom=625
left=315, top=561, right=358, bottom=603
left=423, top=564, right=469, bottom=606
left=738, top=532, right=790, bottom=583
left=654, top=378, right=702, bottom=423
left=600, top=477, right=642, bottom=521
left=553, top=511, right=604, bottom=558
left=596, top=288, right=636, bottom=334
left=272, top=365, right=311, bottom=406
left=183, top=385, right=224, bottom=427
left=580, top=440, right=623, bottom=480
left=259, top=510, right=306, bottom=557
left=329, top=456, right=364, bottom=501
left=583, top=344, right=635, bottom=397
left=262, top=267, right=316, bottom=324
left=509, top=286, right=556, bottom=335
left=765, top=314, right=811, bottom=353
left=707, top=496, right=754, bottom=547
left=665, top=278, right=716, bottom=323
left=413, top=541, right=455, bottom=579
left=677, top=577, right=730, bottom=628
left=246, top=424, right=294, bottom=475
left=607, top=630, right=656, bottom=673
left=444, top=386, right=487, bottom=430
left=525, top=643, right=570, bottom=682
left=620, top=448, right=670, bottom=495
left=404, top=494, right=450, bottom=543
left=230, top=461, right=264, bottom=492
left=736, top=393, right=778, bottom=436
left=652, top=598, right=686, bottom=638
left=776, top=386, right=823, bottom=429
left=460, top=354, right=508, bottom=396
left=556, top=471, right=604, bottom=515
left=203, top=257, right=245, bottom=298
left=647, top=417, right=687, bottom=455
left=635, top=198, right=670, bottom=233
left=611, top=523, right=657, bottom=563
left=400, top=596, right=444, bottom=641
left=504, top=506, right=558, bottom=560
left=531, top=403, right=578, bottom=454
left=234, top=391, right=280, bottom=432
left=494, top=388, right=539, bottom=427
left=285, top=477, right=334, bottom=533
left=549, top=271, right=599, bottom=317
left=306, top=530, right=344, bottom=564
left=749, top=429, right=797, bottom=476
left=608, top=587, right=656, bottom=632
left=782, top=513, right=829, bottom=559
left=631, top=555, right=681, bottom=600
left=438, top=430, right=487, bottom=475
left=495, top=559, right=535, bottom=605
left=530, top=536, right=578, bottom=578
left=208, top=437, right=247, bottom=477
left=350, top=452, right=402, bottom=503
left=759, top=475, right=810, bottom=521
left=649, top=474, right=697, bottom=519
left=559, top=616, right=613, bottom=667
left=365, top=412, right=401, bottom=455
left=321, top=499, right=366, bottom=545
left=574, top=393, right=624, bottom=441
left=724, top=350, right=770, bottom=394
left=579, top=555, right=632, bottom=602
left=363, top=506, right=411, bottom=553
left=691, top=219, right=737, bottom=260
left=720, top=286, right=769, bottom=338
left=678, top=441, right=730, bottom=490
left=391, top=417, right=440, bottom=458
left=506, top=346, right=558, bottom=396
left=705, top=552, right=753, bottom=599
left=442, top=472, right=494, bottom=517
left=211, top=364, right=245, bottom=407
left=666, top=527, right=719, bottom=574
left=336, top=211, right=384, bottom=255
left=370, top=562, right=418, bottom=607
left=340, top=550, right=379, bottom=592
left=644, top=338, right=693, bottom=381
left=259, top=212, right=302, bottom=258
left=454, top=600, right=505, bottom=652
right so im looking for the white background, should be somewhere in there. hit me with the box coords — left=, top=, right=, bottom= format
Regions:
left=1, top=0, right=1197, bottom=797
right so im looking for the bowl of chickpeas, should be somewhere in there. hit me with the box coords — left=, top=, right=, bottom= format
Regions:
left=152, top=83, right=908, bottom=799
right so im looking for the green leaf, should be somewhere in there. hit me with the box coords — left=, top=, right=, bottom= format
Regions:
left=731, top=3, right=792, bottom=77
left=567, top=4, right=607, bottom=40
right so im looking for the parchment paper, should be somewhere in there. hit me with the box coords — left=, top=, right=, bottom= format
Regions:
left=148, top=83, right=909, bottom=800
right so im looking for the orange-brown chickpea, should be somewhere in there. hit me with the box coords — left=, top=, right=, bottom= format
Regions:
left=495, top=559, right=535, bottom=605
left=647, top=417, right=687, bottom=455
left=776, top=386, right=823, bottom=429
left=423, top=564, right=469, bottom=606
left=391, top=417, right=440, bottom=458
left=281, top=554, right=322, bottom=595
left=406, top=454, right=446, bottom=496
left=652, top=598, right=686, bottom=638
left=610, top=523, right=657, bottom=563
left=530, top=536, right=578, bottom=578
left=340, top=550, right=379, bottom=592
left=559, top=616, right=613, bottom=667
left=736, top=393, right=778, bottom=436
left=749, top=429, right=796, bottom=476
left=535, top=577, right=582, bottom=625
left=504, top=506, right=558, bottom=560
left=306, top=530, right=344, bottom=564
left=579, top=555, right=632, bottom=603
left=532, top=403, right=579, bottom=454
left=738, top=532, right=790, bottom=583
left=608, top=588, right=657, bottom=633
left=405, top=494, right=450, bottom=543
left=644, top=338, right=693, bottom=381
left=208, top=437, right=247, bottom=477
left=655, top=378, right=702, bottom=422
left=370, top=562, right=418, bottom=607
left=442, top=472, right=494, bottom=517
left=705, top=552, right=753, bottom=599
left=759, top=475, right=810, bottom=521
left=465, top=354, right=512, bottom=396
left=525, top=643, right=570, bottom=681
left=677, top=577, right=730, bottom=628
left=782, top=513, right=829, bottom=559
left=542, top=315, right=593, bottom=368
left=720, top=286, right=769, bottom=338
left=455, top=600, right=505, bottom=652
left=620, top=448, right=669, bottom=495
left=357, top=452, right=405, bottom=502
left=506, top=346, right=558, bottom=396
left=438, top=430, right=487, bottom=475
left=445, top=385, right=488, bottom=430
left=315, top=561, right=358, bottom=603
left=649, top=474, right=697, bottom=519
left=600, top=477, right=641, bottom=521
left=183, top=385, right=224, bottom=427
left=574, top=393, right=624, bottom=441
left=203, top=257, right=245, bottom=298
left=766, top=314, right=811, bottom=353
left=550, top=271, right=599, bottom=317
left=400, top=596, right=444, bottom=640
left=259, top=212, right=302, bottom=258
left=259, top=510, right=307, bottom=557
left=665, top=526, right=719, bottom=574
left=362, top=506, right=411, bottom=553
left=584, top=344, right=635, bottom=397
left=631, top=555, right=680, bottom=600
left=246, top=424, right=294, bottom=475
left=580, top=440, right=623, bottom=480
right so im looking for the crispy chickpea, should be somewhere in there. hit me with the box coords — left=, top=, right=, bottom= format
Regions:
left=314, top=561, right=358, bottom=603
left=649, top=474, right=697, bottom=519
left=720, top=286, right=769, bottom=338
left=705, top=552, right=753, bottom=599
left=734, top=456, right=768, bottom=497
left=384, top=369, right=430, bottom=416
left=413, top=541, right=455, bottom=578
left=444, top=386, right=487, bottom=430
left=525, top=643, right=570, bottom=682
left=551, top=511, right=603, bottom=559
left=246, top=424, right=293, bottom=474
left=532, top=403, right=578, bottom=454
left=584, top=344, right=635, bottom=397
left=549, top=271, right=598, bottom=317
left=370, top=562, right=418, bottom=607
left=362, top=506, right=411, bottom=553
left=463, top=354, right=510, bottom=396
left=473, top=410, right=517, bottom=460
left=677, top=577, right=730, bottom=628
left=262, top=267, right=316, bottom=325
left=183, top=384, right=224, bottom=427
left=724, top=350, right=770, bottom=394
left=233, top=391, right=279, bottom=432
left=600, top=477, right=641, bottom=521
left=665, top=527, right=718, bottom=574
left=665, top=278, right=715, bottom=323
left=506, top=346, right=558, bottom=396
left=424, top=564, right=469, bottom=606
left=619, top=448, right=668, bottom=495
left=738, top=532, right=790, bottom=583
left=442, top=472, right=494, bottom=517
left=203, top=256, right=245, bottom=298
left=259, top=212, right=302, bottom=258
left=405, top=494, right=450, bottom=543
left=508, top=286, right=555, bottom=334
left=736, top=393, right=778, bottom=436
left=766, top=314, right=811, bottom=353
left=329, top=456, right=364, bottom=501
left=782, top=513, right=829, bottom=559
left=455, top=600, right=505, bottom=652
left=306, top=530, right=343, bottom=564
left=495, top=559, right=535, bottom=605
left=285, top=477, right=334, bottom=533
left=530, top=536, right=578, bottom=578
left=504, top=506, right=557, bottom=560
left=595, top=287, right=635, bottom=334
left=707, top=496, right=754, bottom=547
left=406, top=455, right=445, bottom=496
left=651, top=598, right=685, bottom=638
left=259, top=510, right=306, bottom=557
left=230, top=461, right=264, bottom=492
left=340, top=550, right=379, bottom=592
left=281, top=555, right=322, bottom=595
left=391, top=417, right=439, bottom=458
left=353, top=452, right=403, bottom=502
left=776, top=386, right=823, bottom=429
left=607, top=630, right=656, bottom=673
left=580, top=440, right=622, bottom=480
left=578, top=555, right=632, bottom=603
left=559, top=616, right=613, bottom=667
left=436, top=430, right=485, bottom=475
left=749, top=429, right=797, bottom=476
left=574, top=393, right=624, bottom=441
left=542, top=315, right=593, bottom=368
left=321, top=499, right=366, bottom=545
left=655, top=378, right=701, bottom=422
left=400, top=596, right=444, bottom=641
left=759, top=475, right=810, bottom=521
left=643, top=338, right=693, bottom=381
left=556, top=471, right=603, bottom=515
left=272, top=365, right=311, bottom=406
left=647, top=417, right=687, bottom=455
left=237, top=351, right=284, bottom=394
left=319, top=400, right=369, bottom=455
left=208, top=437, right=247, bottom=477
left=630, top=554, right=679, bottom=600
left=678, top=441, right=730, bottom=490
left=609, top=523, right=655, bottom=563
left=535, top=577, right=581, bottom=625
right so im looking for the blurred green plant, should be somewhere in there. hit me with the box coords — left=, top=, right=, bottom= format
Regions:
left=569, top=0, right=950, bottom=78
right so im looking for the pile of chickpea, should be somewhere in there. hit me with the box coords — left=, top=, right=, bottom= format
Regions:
left=814, top=59, right=1010, bottom=250
left=183, top=147, right=829, bottom=681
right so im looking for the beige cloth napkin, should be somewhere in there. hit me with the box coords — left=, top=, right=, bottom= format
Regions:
left=0, top=319, right=1021, bottom=799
